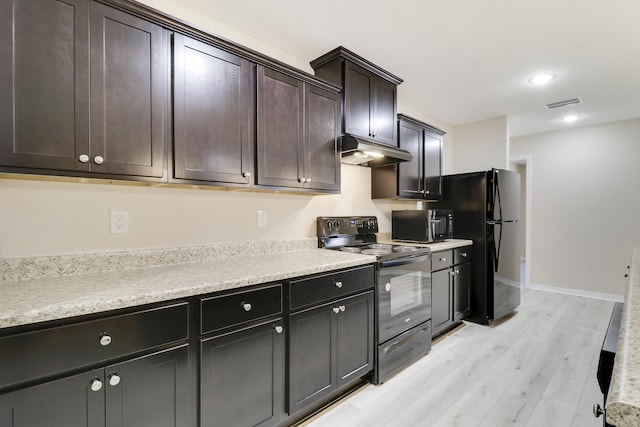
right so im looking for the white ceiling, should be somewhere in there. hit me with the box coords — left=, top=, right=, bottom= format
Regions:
left=180, top=0, right=640, bottom=137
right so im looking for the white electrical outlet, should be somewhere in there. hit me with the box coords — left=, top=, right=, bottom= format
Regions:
left=257, top=210, right=268, bottom=228
left=111, top=211, right=129, bottom=234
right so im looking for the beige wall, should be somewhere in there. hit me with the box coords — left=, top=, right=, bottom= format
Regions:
left=452, top=116, right=508, bottom=173
left=511, top=118, right=640, bottom=297
left=0, top=166, right=418, bottom=258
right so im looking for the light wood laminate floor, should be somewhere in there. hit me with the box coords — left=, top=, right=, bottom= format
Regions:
left=301, top=288, right=615, bottom=427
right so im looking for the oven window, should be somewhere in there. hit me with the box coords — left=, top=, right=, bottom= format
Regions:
left=389, top=273, right=423, bottom=316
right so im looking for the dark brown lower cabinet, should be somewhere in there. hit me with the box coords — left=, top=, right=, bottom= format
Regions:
left=431, top=268, right=452, bottom=335
left=288, top=291, right=374, bottom=414
left=0, top=345, right=190, bottom=427
left=200, top=319, right=285, bottom=427
left=431, top=246, right=472, bottom=337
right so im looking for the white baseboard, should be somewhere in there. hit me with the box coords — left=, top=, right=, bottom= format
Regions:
left=526, top=282, right=624, bottom=303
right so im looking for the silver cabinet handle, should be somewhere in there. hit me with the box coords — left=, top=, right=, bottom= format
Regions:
left=242, top=172, right=251, bottom=178
left=385, top=283, right=391, bottom=292
left=78, top=154, right=90, bottom=163
left=305, top=178, right=312, bottom=183
left=242, top=303, right=252, bottom=312
left=298, top=177, right=306, bottom=183
left=90, top=378, right=103, bottom=392
left=455, top=269, right=460, bottom=274
left=450, top=271, right=456, bottom=276
left=461, top=252, right=468, bottom=257
left=108, top=373, right=121, bottom=386
left=93, top=155, right=104, bottom=165
left=274, top=325, right=283, bottom=334
left=332, top=307, right=340, bottom=314
left=335, top=281, right=343, bottom=288
left=593, top=403, right=604, bottom=418
left=99, top=334, right=112, bottom=346
left=339, top=305, right=346, bottom=312
left=440, top=257, right=447, bottom=262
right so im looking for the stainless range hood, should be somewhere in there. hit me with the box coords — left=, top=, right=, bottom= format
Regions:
left=339, top=134, right=412, bottom=167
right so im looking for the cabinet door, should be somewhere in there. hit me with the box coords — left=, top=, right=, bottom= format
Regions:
left=0, top=369, right=104, bottom=427
left=336, top=292, right=374, bottom=386
left=453, top=262, right=471, bottom=321
left=289, top=305, right=335, bottom=414
left=343, top=62, right=373, bottom=140
left=89, top=2, right=167, bottom=178
left=423, top=130, right=443, bottom=199
left=173, top=34, right=254, bottom=184
left=201, top=320, right=285, bottom=427
left=371, top=77, right=397, bottom=146
left=397, top=119, right=424, bottom=198
left=304, top=84, right=340, bottom=192
left=256, top=66, right=304, bottom=188
left=431, top=269, right=452, bottom=334
left=0, top=0, right=90, bottom=172
left=105, top=345, right=190, bottom=427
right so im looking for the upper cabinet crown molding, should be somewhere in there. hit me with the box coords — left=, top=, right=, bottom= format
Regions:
left=397, top=114, right=446, bottom=136
left=310, top=46, right=403, bottom=86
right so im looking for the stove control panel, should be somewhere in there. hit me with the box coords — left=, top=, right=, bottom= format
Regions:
left=317, top=216, right=379, bottom=236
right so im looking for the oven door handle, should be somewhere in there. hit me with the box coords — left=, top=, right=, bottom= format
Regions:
left=379, top=254, right=431, bottom=268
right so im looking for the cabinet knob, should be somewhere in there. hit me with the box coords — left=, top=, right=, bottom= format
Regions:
left=339, top=305, right=346, bottom=312
left=385, top=283, right=391, bottom=292
left=335, top=281, right=343, bottom=288
left=593, top=403, right=604, bottom=418
left=455, top=269, right=460, bottom=274
left=93, top=155, right=104, bottom=165
left=298, top=177, right=306, bottom=183
left=90, top=378, right=103, bottom=392
left=79, top=154, right=90, bottom=163
left=274, top=325, right=284, bottom=334
left=108, top=373, right=121, bottom=386
left=440, top=257, right=447, bottom=262
left=242, top=171, right=251, bottom=178
left=332, top=307, right=340, bottom=314
left=425, top=190, right=430, bottom=194
left=99, top=334, right=112, bottom=346
left=461, top=253, right=468, bottom=257
left=242, top=303, right=252, bottom=312
left=450, top=271, right=456, bottom=276
left=306, top=178, right=312, bottom=183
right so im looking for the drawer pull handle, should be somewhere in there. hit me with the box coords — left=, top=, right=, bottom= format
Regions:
left=108, top=374, right=121, bottom=386
left=339, top=305, right=346, bottom=312
left=90, top=378, right=103, bottom=392
left=99, top=334, right=112, bottom=346
left=242, top=303, right=252, bottom=312
left=440, top=257, right=447, bottom=262
left=274, top=325, right=284, bottom=334
left=335, top=281, right=343, bottom=288
left=332, top=307, right=340, bottom=314
left=461, top=253, right=468, bottom=257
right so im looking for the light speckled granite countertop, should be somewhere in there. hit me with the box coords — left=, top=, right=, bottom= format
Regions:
left=607, top=248, right=640, bottom=426
left=0, top=239, right=375, bottom=330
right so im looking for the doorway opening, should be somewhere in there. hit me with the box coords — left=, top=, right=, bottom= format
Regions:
left=509, top=156, right=531, bottom=288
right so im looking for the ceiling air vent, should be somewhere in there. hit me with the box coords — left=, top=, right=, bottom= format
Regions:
left=545, top=97, right=582, bottom=110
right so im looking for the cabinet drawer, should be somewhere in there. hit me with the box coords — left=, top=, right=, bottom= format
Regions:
left=455, top=246, right=472, bottom=265
left=200, top=284, right=282, bottom=334
left=290, top=265, right=375, bottom=311
left=0, top=302, right=189, bottom=391
left=431, top=250, right=453, bottom=271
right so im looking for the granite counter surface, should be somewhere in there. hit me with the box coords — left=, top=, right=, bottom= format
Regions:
left=607, top=248, right=640, bottom=426
left=0, top=244, right=375, bottom=330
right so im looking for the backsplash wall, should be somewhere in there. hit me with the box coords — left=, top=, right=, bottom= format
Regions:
left=0, top=165, right=413, bottom=258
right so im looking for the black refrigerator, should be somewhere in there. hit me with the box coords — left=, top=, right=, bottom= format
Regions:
left=439, top=168, right=521, bottom=325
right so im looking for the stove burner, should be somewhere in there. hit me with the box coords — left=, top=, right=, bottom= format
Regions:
left=339, top=247, right=362, bottom=254
left=361, top=248, right=392, bottom=256
left=393, top=245, right=420, bottom=252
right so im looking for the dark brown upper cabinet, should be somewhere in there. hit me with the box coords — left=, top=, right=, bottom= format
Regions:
left=311, top=47, right=403, bottom=147
left=257, top=66, right=340, bottom=193
left=173, top=34, right=254, bottom=186
left=371, top=114, right=445, bottom=200
left=0, top=0, right=168, bottom=180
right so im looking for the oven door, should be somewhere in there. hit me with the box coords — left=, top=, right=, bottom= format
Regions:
left=377, top=254, right=432, bottom=343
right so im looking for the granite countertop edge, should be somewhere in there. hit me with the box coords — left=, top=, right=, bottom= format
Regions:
left=607, top=247, right=640, bottom=426
left=0, top=247, right=376, bottom=331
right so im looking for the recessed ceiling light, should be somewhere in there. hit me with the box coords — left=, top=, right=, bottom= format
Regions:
left=562, top=114, right=578, bottom=123
left=529, top=73, right=555, bottom=85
